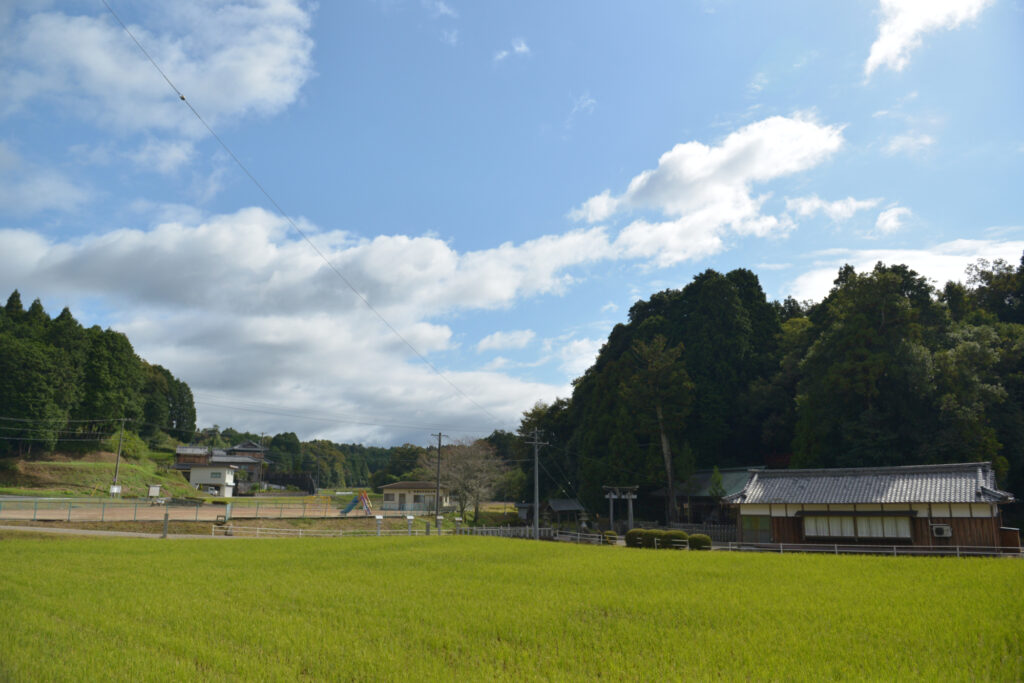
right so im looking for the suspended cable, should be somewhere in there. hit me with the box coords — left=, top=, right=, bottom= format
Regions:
left=100, top=0, right=501, bottom=428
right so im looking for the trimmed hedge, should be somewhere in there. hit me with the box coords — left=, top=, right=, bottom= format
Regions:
left=625, top=528, right=645, bottom=548
left=662, top=530, right=689, bottom=549
left=688, top=533, right=712, bottom=550
left=603, top=531, right=618, bottom=546
left=642, top=529, right=666, bottom=549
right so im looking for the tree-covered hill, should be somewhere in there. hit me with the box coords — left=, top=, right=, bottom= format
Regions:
left=0, top=290, right=195, bottom=456
left=513, top=257, right=1024, bottom=520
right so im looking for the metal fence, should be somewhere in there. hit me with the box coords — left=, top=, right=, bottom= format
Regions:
left=722, top=542, right=1023, bottom=558
left=212, top=524, right=556, bottom=539
left=0, top=498, right=337, bottom=523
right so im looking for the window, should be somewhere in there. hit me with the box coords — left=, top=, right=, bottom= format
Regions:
left=413, top=494, right=424, bottom=503
left=210, top=471, right=221, bottom=479
left=803, top=516, right=911, bottom=539
left=742, top=516, right=771, bottom=543
left=383, top=493, right=395, bottom=502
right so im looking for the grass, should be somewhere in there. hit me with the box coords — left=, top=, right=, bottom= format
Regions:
left=1, top=537, right=1021, bottom=681
left=0, top=455, right=197, bottom=498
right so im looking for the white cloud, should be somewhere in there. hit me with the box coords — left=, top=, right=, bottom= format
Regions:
left=748, top=71, right=768, bottom=94
left=0, top=207, right=589, bottom=444
left=600, top=302, right=618, bottom=313
left=477, top=330, right=536, bottom=352
left=875, top=206, right=912, bottom=233
left=426, top=1, right=458, bottom=18
left=0, top=141, right=90, bottom=215
left=494, top=38, right=529, bottom=62
left=787, top=239, right=1024, bottom=302
left=130, top=139, right=195, bottom=174
left=556, top=337, right=603, bottom=378
left=2, top=2, right=315, bottom=135
left=865, top=0, right=993, bottom=77
left=786, top=194, right=882, bottom=223
left=441, top=29, right=458, bottom=46
left=884, top=132, right=935, bottom=155
left=572, top=114, right=845, bottom=265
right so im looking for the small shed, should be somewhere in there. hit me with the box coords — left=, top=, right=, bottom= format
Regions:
left=724, top=462, right=1015, bottom=547
left=189, top=465, right=236, bottom=497
left=379, top=481, right=450, bottom=512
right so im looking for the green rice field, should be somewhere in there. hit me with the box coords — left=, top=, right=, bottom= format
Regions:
left=1, top=535, right=1021, bottom=681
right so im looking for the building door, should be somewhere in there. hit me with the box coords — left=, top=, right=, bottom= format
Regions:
left=399, top=493, right=406, bottom=510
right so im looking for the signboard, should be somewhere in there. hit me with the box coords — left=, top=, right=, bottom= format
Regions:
left=109, top=485, right=122, bottom=496
left=148, top=485, right=162, bottom=498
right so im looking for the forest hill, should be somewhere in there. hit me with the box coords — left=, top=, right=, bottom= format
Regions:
left=3, top=255, right=1024, bottom=524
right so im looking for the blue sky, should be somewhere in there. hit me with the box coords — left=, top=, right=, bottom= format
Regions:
left=1, top=0, right=1022, bottom=445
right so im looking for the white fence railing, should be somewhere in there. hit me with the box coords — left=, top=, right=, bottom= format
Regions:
left=212, top=524, right=556, bottom=539
left=724, top=542, right=1022, bottom=558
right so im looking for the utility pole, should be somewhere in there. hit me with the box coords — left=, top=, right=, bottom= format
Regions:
left=111, top=418, right=125, bottom=496
left=525, top=429, right=547, bottom=540
left=431, top=432, right=447, bottom=518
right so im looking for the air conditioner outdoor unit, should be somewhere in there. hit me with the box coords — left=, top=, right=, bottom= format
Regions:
left=932, top=524, right=953, bottom=538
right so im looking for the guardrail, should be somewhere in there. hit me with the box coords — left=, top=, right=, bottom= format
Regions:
left=723, top=542, right=1023, bottom=558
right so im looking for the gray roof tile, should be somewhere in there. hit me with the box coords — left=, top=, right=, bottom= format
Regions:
left=724, top=462, right=1014, bottom=505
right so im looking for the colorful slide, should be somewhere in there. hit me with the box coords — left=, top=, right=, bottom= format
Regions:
left=341, top=490, right=373, bottom=515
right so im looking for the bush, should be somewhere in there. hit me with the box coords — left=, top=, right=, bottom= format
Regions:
left=625, top=528, right=645, bottom=548
left=688, top=533, right=712, bottom=550
left=642, top=529, right=666, bottom=549
left=663, top=530, right=689, bottom=549
left=603, top=530, right=618, bottom=546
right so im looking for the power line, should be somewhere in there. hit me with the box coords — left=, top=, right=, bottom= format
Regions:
left=100, top=0, right=502, bottom=428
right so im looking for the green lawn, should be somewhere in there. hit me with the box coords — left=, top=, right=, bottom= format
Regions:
left=0, top=458, right=197, bottom=498
left=1, top=537, right=1020, bottom=681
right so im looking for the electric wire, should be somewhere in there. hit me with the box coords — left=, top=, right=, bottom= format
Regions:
left=100, top=0, right=502, bottom=429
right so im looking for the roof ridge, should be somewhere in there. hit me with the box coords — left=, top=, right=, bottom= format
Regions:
left=755, top=462, right=991, bottom=477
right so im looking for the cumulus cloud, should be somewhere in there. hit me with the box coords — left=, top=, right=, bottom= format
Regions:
left=130, top=139, right=195, bottom=174
left=2, top=1, right=315, bottom=134
left=571, top=114, right=845, bottom=266
left=0, top=207, right=589, bottom=443
left=786, top=194, right=882, bottom=223
left=787, top=239, right=1024, bottom=303
left=556, top=337, right=603, bottom=378
left=0, top=141, right=91, bottom=215
left=875, top=206, right=912, bottom=233
left=865, top=0, right=993, bottom=77
left=477, top=330, right=536, bottom=352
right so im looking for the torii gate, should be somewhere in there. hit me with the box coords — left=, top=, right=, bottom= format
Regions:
left=603, top=485, right=637, bottom=531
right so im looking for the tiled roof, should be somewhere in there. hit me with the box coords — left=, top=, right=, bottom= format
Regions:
left=724, top=462, right=1014, bottom=505
left=548, top=498, right=584, bottom=513
left=210, top=455, right=262, bottom=465
left=379, top=480, right=442, bottom=490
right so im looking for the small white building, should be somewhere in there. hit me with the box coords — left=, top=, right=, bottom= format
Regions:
left=189, top=465, right=236, bottom=497
left=379, top=481, right=450, bottom=512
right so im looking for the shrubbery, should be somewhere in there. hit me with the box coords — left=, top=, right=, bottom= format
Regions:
left=642, top=529, right=666, bottom=549
left=603, top=530, right=618, bottom=545
left=625, top=528, right=645, bottom=548
left=662, top=530, right=689, bottom=549
left=688, top=533, right=712, bottom=550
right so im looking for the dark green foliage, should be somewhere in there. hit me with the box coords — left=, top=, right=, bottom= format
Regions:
left=641, top=529, right=666, bottom=549
left=603, top=530, right=618, bottom=545
left=625, top=528, right=645, bottom=548
left=688, top=534, right=712, bottom=550
left=663, top=530, right=689, bottom=549
left=517, top=255, right=1024, bottom=519
left=0, top=292, right=194, bottom=456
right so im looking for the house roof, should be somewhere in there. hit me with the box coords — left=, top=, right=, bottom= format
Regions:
left=379, top=480, right=444, bottom=491
left=547, top=498, right=585, bottom=513
left=210, top=455, right=262, bottom=465
left=175, top=446, right=208, bottom=456
left=724, top=462, right=1015, bottom=505
left=651, top=467, right=762, bottom=499
left=228, top=441, right=268, bottom=454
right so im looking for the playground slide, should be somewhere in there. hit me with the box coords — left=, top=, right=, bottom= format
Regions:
left=341, top=496, right=360, bottom=514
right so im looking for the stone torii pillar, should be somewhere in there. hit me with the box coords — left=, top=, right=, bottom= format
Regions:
left=603, top=485, right=638, bottom=532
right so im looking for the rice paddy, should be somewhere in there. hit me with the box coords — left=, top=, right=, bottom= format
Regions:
left=1, top=535, right=1021, bottom=681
